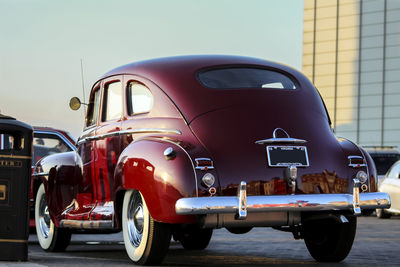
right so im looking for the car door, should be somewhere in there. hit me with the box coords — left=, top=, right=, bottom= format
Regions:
left=90, top=77, right=123, bottom=221
left=380, top=161, right=400, bottom=212
left=71, top=84, right=102, bottom=220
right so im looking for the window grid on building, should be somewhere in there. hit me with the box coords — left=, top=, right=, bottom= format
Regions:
left=303, top=0, right=400, bottom=148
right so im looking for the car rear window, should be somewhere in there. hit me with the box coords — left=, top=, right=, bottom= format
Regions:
left=197, top=68, right=297, bottom=89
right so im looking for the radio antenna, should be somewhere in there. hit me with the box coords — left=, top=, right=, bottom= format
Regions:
left=80, top=59, right=87, bottom=114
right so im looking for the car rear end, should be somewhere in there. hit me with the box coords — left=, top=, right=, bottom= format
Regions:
left=171, top=62, right=390, bottom=262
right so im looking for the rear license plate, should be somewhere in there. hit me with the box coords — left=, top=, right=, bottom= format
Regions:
left=266, top=146, right=309, bottom=167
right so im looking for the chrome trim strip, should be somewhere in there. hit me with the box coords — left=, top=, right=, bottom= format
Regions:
left=59, top=220, right=113, bottom=229
left=119, top=128, right=182, bottom=136
left=255, top=138, right=307, bottom=144
left=348, top=155, right=363, bottom=159
left=32, top=172, right=49, bottom=177
left=76, top=128, right=182, bottom=145
left=175, top=192, right=391, bottom=215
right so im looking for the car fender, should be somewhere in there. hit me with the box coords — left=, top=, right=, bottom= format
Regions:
left=114, top=138, right=197, bottom=224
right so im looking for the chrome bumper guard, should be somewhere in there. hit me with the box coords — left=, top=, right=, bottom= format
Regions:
left=175, top=181, right=391, bottom=218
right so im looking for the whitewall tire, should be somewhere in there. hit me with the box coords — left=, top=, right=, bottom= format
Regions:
left=122, top=190, right=171, bottom=265
left=35, top=183, right=71, bottom=252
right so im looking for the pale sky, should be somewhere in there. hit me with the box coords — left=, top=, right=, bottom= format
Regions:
left=0, top=0, right=303, bottom=138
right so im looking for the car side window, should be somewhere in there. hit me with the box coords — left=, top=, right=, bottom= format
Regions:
left=33, top=133, right=74, bottom=164
left=127, top=81, right=154, bottom=115
left=86, top=87, right=101, bottom=127
left=103, top=81, right=122, bottom=121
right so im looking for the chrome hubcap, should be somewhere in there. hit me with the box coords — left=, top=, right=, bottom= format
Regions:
left=38, top=194, right=51, bottom=238
left=127, top=192, right=144, bottom=247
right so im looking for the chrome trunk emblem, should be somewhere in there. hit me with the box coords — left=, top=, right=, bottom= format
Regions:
left=255, top=128, right=307, bottom=144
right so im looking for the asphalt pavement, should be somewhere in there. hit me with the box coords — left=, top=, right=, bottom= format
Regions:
left=1, top=216, right=399, bottom=266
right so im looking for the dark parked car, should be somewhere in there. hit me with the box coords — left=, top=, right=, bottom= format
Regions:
left=32, top=55, right=390, bottom=265
left=30, top=127, right=76, bottom=226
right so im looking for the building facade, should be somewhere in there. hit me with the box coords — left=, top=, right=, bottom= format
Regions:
left=303, top=0, right=400, bottom=148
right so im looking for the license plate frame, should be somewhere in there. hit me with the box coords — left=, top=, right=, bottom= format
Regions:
left=266, top=145, right=309, bottom=167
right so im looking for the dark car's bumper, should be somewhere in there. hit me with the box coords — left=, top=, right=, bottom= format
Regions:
left=175, top=181, right=391, bottom=218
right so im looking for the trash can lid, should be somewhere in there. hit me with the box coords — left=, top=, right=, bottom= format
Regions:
left=0, top=114, right=16, bottom=120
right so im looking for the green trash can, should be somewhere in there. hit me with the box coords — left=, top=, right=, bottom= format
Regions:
left=0, top=114, right=33, bottom=261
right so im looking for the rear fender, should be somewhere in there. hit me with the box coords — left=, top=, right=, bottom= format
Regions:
left=114, top=138, right=197, bottom=224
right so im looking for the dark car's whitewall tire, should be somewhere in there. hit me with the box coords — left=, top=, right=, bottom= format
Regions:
left=35, top=183, right=71, bottom=252
left=122, top=190, right=171, bottom=265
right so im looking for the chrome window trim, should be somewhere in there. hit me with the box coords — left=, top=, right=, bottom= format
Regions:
left=34, top=130, right=76, bottom=151
left=76, top=128, right=182, bottom=146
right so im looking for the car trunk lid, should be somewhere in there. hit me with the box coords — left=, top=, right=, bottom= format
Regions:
left=189, top=91, right=352, bottom=196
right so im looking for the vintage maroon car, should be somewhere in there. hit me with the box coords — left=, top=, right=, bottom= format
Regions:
left=33, top=55, right=390, bottom=265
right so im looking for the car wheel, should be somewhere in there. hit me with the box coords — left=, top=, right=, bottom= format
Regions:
left=176, top=225, right=213, bottom=250
left=376, top=208, right=391, bottom=219
left=122, top=190, right=171, bottom=265
left=303, top=214, right=356, bottom=262
left=35, top=183, right=71, bottom=252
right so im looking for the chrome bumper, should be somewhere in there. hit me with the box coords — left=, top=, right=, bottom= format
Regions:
left=175, top=181, right=391, bottom=218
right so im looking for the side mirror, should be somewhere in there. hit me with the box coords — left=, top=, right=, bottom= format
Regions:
left=69, top=97, right=82, bottom=111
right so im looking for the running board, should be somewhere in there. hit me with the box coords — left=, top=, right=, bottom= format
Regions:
left=59, top=219, right=113, bottom=229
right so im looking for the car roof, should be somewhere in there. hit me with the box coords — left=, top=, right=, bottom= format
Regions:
left=101, top=55, right=301, bottom=78
left=98, top=55, right=319, bottom=123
